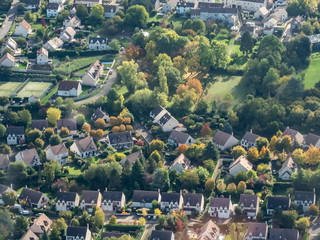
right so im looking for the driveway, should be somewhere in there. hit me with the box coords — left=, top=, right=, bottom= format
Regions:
left=0, top=0, right=19, bottom=40
left=134, top=122, right=154, bottom=144
left=309, top=216, right=320, bottom=239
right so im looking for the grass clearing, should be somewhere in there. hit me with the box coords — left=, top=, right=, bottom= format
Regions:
left=303, top=54, right=320, bottom=89
left=17, top=82, right=52, bottom=98
left=166, top=15, right=186, bottom=29
left=0, top=82, right=22, bottom=97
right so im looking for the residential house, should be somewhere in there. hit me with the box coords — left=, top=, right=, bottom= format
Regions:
left=151, top=0, right=161, bottom=10
left=191, top=6, right=238, bottom=25
left=176, top=1, right=195, bottom=15
left=150, top=230, right=175, bottom=240
left=278, top=156, right=297, bottom=181
left=267, top=196, right=290, bottom=215
left=74, top=0, right=102, bottom=6
left=303, top=133, right=320, bottom=148
left=212, top=130, right=238, bottom=151
left=91, top=107, right=109, bottom=122
left=70, top=6, right=77, bottom=15
left=240, top=25, right=258, bottom=37
left=229, top=155, right=253, bottom=176
left=106, top=131, right=133, bottom=150
left=263, top=17, right=278, bottom=34
left=80, top=190, right=102, bottom=212
left=183, top=193, right=204, bottom=215
left=63, top=16, right=81, bottom=28
left=43, top=37, right=63, bottom=51
left=58, top=81, right=82, bottom=97
left=168, top=130, right=195, bottom=147
left=241, top=130, right=260, bottom=150
left=37, top=47, right=49, bottom=65
left=222, top=0, right=266, bottom=12
left=66, top=226, right=92, bottom=240
left=70, top=137, right=98, bottom=158
left=269, top=228, right=299, bottom=240
left=56, top=191, right=80, bottom=211
left=22, top=0, right=41, bottom=9
left=102, top=189, right=126, bottom=211
left=29, top=213, right=53, bottom=235
left=15, top=148, right=41, bottom=167
left=244, top=222, right=268, bottom=240
left=19, top=188, right=49, bottom=208
left=89, top=37, right=109, bottom=50
left=158, top=112, right=179, bottom=132
left=162, top=0, right=178, bottom=13
left=47, top=3, right=63, bottom=17
left=104, top=4, right=120, bottom=18
left=271, top=7, right=288, bottom=22
left=82, top=60, right=104, bottom=86
left=60, top=27, right=76, bottom=42
left=150, top=105, right=167, bottom=123
left=28, top=95, right=40, bottom=103
left=120, top=150, right=145, bottom=166
left=131, top=190, right=161, bottom=209
left=282, top=127, right=304, bottom=145
left=291, top=16, right=304, bottom=33
left=14, top=20, right=32, bottom=37
left=197, top=220, right=220, bottom=240
left=0, top=184, right=13, bottom=204
left=57, top=118, right=77, bottom=135
left=160, top=192, right=183, bottom=212
left=49, top=0, right=66, bottom=3
left=46, top=143, right=69, bottom=165
left=239, top=194, right=259, bottom=219
left=209, top=196, right=233, bottom=218
left=254, top=6, right=269, bottom=19
left=0, top=53, right=15, bottom=68
left=6, top=126, right=25, bottom=145
left=0, top=155, right=10, bottom=171
left=169, top=153, right=191, bottom=174
left=0, top=38, right=18, bottom=55
left=294, top=189, right=316, bottom=212
left=31, top=119, right=48, bottom=131
left=21, top=229, right=40, bottom=240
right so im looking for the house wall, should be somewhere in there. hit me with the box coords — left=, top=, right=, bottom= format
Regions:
left=82, top=74, right=97, bottom=86
left=14, top=26, right=28, bottom=38
left=229, top=164, right=250, bottom=176
left=162, top=118, right=179, bottom=132
left=1, top=58, right=14, bottom=68
left=37, top=53, right=48, bottom=65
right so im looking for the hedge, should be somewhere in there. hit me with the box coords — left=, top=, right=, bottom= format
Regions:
left=32, top=208, right=58, bottom=217
left=27, top=49, right=117, bottom=59
left=105, top=224, right=144, bottom=233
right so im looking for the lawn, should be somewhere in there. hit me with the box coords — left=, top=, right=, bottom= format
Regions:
left=148, top=14, right=163, bottom=23
left=302, top=54, right=320, bottom=89
left=166, top=15, right=186, bottom=29
left=40, top=85, right=57, bottom=104
left=17, top=82, right=52, bottom=98
left=0, top=82, right=22, bottom=97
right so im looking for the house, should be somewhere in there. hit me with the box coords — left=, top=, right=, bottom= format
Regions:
left=239, top=194, right=259, bottom=219
left=47, top=3, right=63, bottom=17
left=0, top=184, right=13, bottom=204
left=271, top=7, right=288, bottom=22
left=282, top=127, right=304, bottom=145
left=89, top=37, right=109, bottom=50
left=267, top=196, right=290, bottom=215
left=104, top=4, right=120, bottom=18
left=19, top=188, right=49, bottom=208
left=191, top=6, right=238, bottom=25
left=150, top=105, right=167, bottom=123
left=269, top=228, right=299, bottom=240
left=74, top=0, right=102, bottom=6
left=197, top=220, right=220, bottom=240
left=241, top=130, right=260, bottom=150
left=15, top=148, right=41, bottom=167
left=21, top=229, right=39, bottom=240
left=291, top=16, right=304, bottom=33
left=82, top=60, right=104, bottom=86
left=6, top=126, right=25, bottom=145
left=212, top=130, right=238, bottom=151
left=150, top=230, right=175, bottom=240
left=0, top=38, right=18, bottom=55
left=0, top=53, right=15, bottom=68
left=0, top=155, right=10, bottom=171
left=29, top=213, right=53, bottom=235
left=168, top=130, right=195, bottom=147
left=278, top=156, right=297, bottom=180
left=57, top=118, right=77, bottom=135
left=169, top=154, right=191, bottom=174
left=60, top=27, right=76, bottom=42
left=106, top=131, right=133, bottom=150
left=101, top=232, right=128, bottom=239
left=14, top=20, right=32, bottom=37
left=209, top=196, right=233, bottom=218
left=160, top=192, right=183, bottom=212
left=80, top=190, right=102, bottom=212
left=120, top=150, right=145, bottom=166
left=31, top=120, right=48, bottom=132
left=158, top=113, right=179, bottom=132
left=176, top=1, right=195, bottom=15
left=22, top=0, right=41, bottom=9
left=28, top=95, right=40, bottom=103
left=46, top=143, right=69, bottom=165
left=131, top=190, right=161, bottom=209
left=102, top=189, right=126, bottom=211
left=91, top=107, right=109, bottom=122
left=63, top=16, right=81, bottom=28
left=229, top=155, right=253, bottom=176
left=244, top=222, right=268, bottom=240
left=294, top=189, right=316, bottom=212
left=36, top=47, right=49, bottom=65
left=43, top=37, right=64, bottom=51
left=240, top=25, right=258, bottom=37
left=183, top=193, right=204, bottom=215
left=254, top=6, right=269, bottom=19
left=263, top=17, right=278, bottom=34
left=151, top=0, right=161, bottom=10
left=303, top=133, right=320, bottom=148
left=70, top=137, right=98, bottom=158
left=58, top=81, right=82, bottom=97
left=49, top=0, right=66, bottom=3
left=66, top=226, right=92, bottom=240
left=222, top=0, right=266, bottom=12
left=56, top=191, right=80, bottom=211
left=162, top=0, right=178, bottom=13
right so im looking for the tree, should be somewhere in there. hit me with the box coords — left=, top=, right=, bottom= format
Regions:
left=256, top=137, right=269, bottom=152
left=43, top=160, right=58, bottom=188
left=70, top=218, right=80, bottom=226
left=117, top=60, right=145, bottom=93
left=145, top=40, right=157, bottom=62
left=179, top=170, right=199, bottom=190
left=292, top=148, right=306, bottom=165
left=237, top=181, right=247, bottom=193
left=109, top=216, right=117, bottom=225
left=247, top=148, right=259, bottom=162
left=36, top=27, right=45, bottom=38
left=14, top=216, right=28, bottom=238
left=95, top=118, right=106, bottom=129
left=281, top=135, right=292, bottom=152
left=55, top=97, right=63, bottom=106
left=139, top=217, right=146, bottom=225
left=0, top=97, right=9, bottom=109
left=149, top=139, right=165, bottom=153
left=296, top=217, right=310, bottom=231
left=308, top=205, right=319, bottom=216
left=300, top=22, right=313, bottom=35
left=18, top=109, right=32, bottom=126
left=173, top=56, right=187, bottom=75
left=231, top=146, right=246, bottom=159
left=216, top=181, right=226, bottom=193
left=247, top=170, right=258, bottom=180
left=158, top=66, right=169, bottom=95
left=203, top=141, right=219, bottom=161
left=269, top=136, right=277, bottom=152
left=154, top=208, right=162, bottom=216
left=125, top=5, right=149, bottom=28
left=44, top=128, right=54, bottom=141
left=177, top=144, right=188, bottom=154
left=59, top=127, right=69, bottom=138
left=109, top=39, right=120, bottom=51
left=131, top=159, right=146, bottom=188
left=2, top=191, right=17, bottom=206
left=49, top=134, right=62, bottom=146
left=91, top=209, right=104, bottom=232
left=47, top=108, right=61, bottom=126
left=27, top=129, right=42, bottom=143
left=153, top=168, right=169, bottom=191
left=192, top=18, right=205, bottom=33
left=205, top=178, right=215, bottom=192
left=76, top=3, right=88, bottom=21
left=201, top=123, right=212, bottom=137
left=141, top=208, right=147, bottom=217
left=306, top=146, right=320, bottom=165
left=90, top=4, right=104, bottom=23
left=35, top=137, right=44, bottom=148
left=227, top=183, right=237, bottom=194
left=259, top=146, right=271, bottom=161
left=280, top=210, right=298, bottom=228
left=240, top=31, right=254, bottom=55
left=82, top=123, right=91, bottom=134
left=75, top=114, right=85, bottom=128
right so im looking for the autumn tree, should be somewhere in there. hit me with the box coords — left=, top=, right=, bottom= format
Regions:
left=186, top=78, right=203, bottom=95
left=281, top=135, right=292, bottom=152
left=2, top=191, right=17, bottom=206
left=306, top=146, right=320, bottom=165
left=149, top=139, right=165, bottom=153
left=269, top=136, right=277, bottom=152
left=139, top=217, right=146, bottom=226
left=112, top=126, right=120, bottom=133
left=109, top=116, right=118, bottom=126
left=256, top=137, right=269, bottom=152
left=59, top=127, right=69, bottom=138
left=47, top=108, right=61, bottom=126
left=82, top=123, right=91, bottom=134
left=95, top=118, right=106, bottom=129
left=247, top=148, right=259, bottom=162
left=227, top=183, right=237, bottom=194
left=201, top=123, right=212, bottom=137
left=205, top=178, right=215, bottom=192
left=231, top=146, right=246, bottom=159
left=90, top=129, right=104, bottom=140
left=177, top=144, right=188, bottom=154
left=237, top=181, right=247, bottom=193
left=308, top=205, right=319, bottom=216
left=123, top=45, right=143, bottom=61
left=259, top=146, right=271, bottom=161
left=44, top=128, right=54, bottom=141
left=292, top=148, right=306, bottom=165
left=296, top=217, right=310, bottom=232
left=216, top=181, right=226, bottom=193
left=109, top=215, right=117, bottom=225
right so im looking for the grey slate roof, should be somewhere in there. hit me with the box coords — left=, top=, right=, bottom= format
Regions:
left=56, top=191, right=78, bottom=202
left=102, top=191, right=124, bottom=202
left=17, top=148, right=40, bottom=166
left=19, top=188, right=45, bottom=204
left=108, top=131, right=132, bottom=145
left=0, top=155, right=9, bottom=169
left=121, top=150, right=144, bottom=165
left=57, top=118, right=77, bottom=131
left=150, top=105, right=164, bottom=119
left=168, top=130, right=190, bottom=144
left=239, top=194, right=258, bottom=208
left=48, top=143, right=68, bottom=155
left=198, top=2, right=224, bottom=8
left=304, top=133, right=320, bottom=146
left=183, top=193, right=203, bottom=206
left=150, top=230, right=173, bottom=240
left=75, top=137, right=97, bottom=153
left=267, top=196, right=290, bottom=210
left=210, top=197, right=231, bottom=209
left=92, top=108, right=108, bottom=121
left=58, top=81, right=80, bottom=91
left=89, top=37, right=108, bottom=44
left=47, top=2, right=59, bottom=10
left=161, top=192, right=181, bottom=203
left=245, top=222, right=268, bottom=238
left=22, top=0, right=40, bottom=5
left=0, top=184, right=9, bottom=194
left=269, top=228, right=299, bottom=240
left=67, top=226, right=89, bottom=238
left=81, top=190, right=100, bottom=204
left=158, top=113, right=172, bottom=126
left=279, top=157, right=297, bottom=173
left=6, top=126, right=25, bottom=135
left=31, top=120, right=48, bottom=131
left=177, top=1, right=194, bottom=7
left=212, top=130, right=234, bottom=146
left=295, top=190, right=316, bottom=202
left=132, top=190, right=160, bottom=203
left=242, top=131, right=260, bottom=143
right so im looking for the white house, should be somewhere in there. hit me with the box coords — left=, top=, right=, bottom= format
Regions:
left=212, top=131, right=238, bottom=151
left=241, top=130, right=260, bottom=150
left=6, top=126, right=25, bottom=145
left=209, top=196, right=233, bottom=218
left=19, top=187, right=49, bottom=208
left=294, top=190, right=316, bottom=212
left=63, top=16, right=81, bottom=28
left=158, top=113, right=179, bottom=132
left=254, top=6, right=269, bottom=19
left=74, top=0, right=102, bottom=6
left=168, top=130, right=195, bottom=147
left=278, top=156, right=297, bottom=181
left=23, top=0, right=41, bottom=10
left=176, top=1, right=195, bottom=15
left=160, top=192, right=183, bottom=212
left=58, top=81, right=82, bottom=97
left=66, top=226, right=92, bottom=240
left=0, top=53, right=15, bottom=68
left=15, top=148, right=41, bottom=168
left=244, top=222, right=268, bottom=240
left=239, top=194, right=259, bottom=219
left=91, top=107, right=109, bottom=122
left=60, top=27, right=76, bottom=42
left=191, top=6, right=238, bottom=25
left=161, top=0, right=178, bottom=13
left=82, top=60, right=104, bottom=86
left=46, top=143, right=69, bottom=165
left=169, top=154, right=191, bottom=174
left=0, top=38, right=18, bottom=55
left=303, top=133, right=320, bottom=148
left=43, top=37, right=63, bottom=51
left=49, top=0, right=66, bottom=3
left=102, top=190, right=126, bottom=211
left=47, top=3, right=63, bottom=17
left=56, top=191, right=80, bottom=211
left=267, top=196, right=290, bottom=215
left=14, top=20, right=32, bottom=37
left=150, top=105, right=167, bottom=123
left=37, top=47, right=49, bottom=65
left=183, top=193, right=204, bottom=215
left=229, top=155, right=253, bottom=176
left=80, top=190, right=102, bottom=212
left=70, top=137, right=98, bottom=158
left=106, top=132, right=134, bottom=150
left=271, top=7, right=288, bottom=22
left=104, top=4, right=120, bottom=18
left=88, top=37, right=109, bottom=50
left=131, top=190, right=161, bottom=209
left=223, top=0, right=267, bottom=12
left=150, top=230, right=175, bottom=240
left=264, top=17, right=278, bottom=34
left=0, top=184, right=14, bottom=204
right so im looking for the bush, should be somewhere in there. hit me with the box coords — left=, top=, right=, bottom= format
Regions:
left=105, top=224, right=144, bottom=233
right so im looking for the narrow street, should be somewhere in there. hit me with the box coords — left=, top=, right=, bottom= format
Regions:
left=0, top=0, right=19, bottom=39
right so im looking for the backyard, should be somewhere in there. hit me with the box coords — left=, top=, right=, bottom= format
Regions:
left=17, top=82, right=52, bottom=98
left=0, top=82, right=22, bottom=97
left=302, top=54, right=320, bottom=89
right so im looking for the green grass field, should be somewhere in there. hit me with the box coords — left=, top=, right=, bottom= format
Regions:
left=303, top=55, right=320, bottom=89
left=17, top=82, right=52, bottom=98
left=0, top=82, right=22, bottom=97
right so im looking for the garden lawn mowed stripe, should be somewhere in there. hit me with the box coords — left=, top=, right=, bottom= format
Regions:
left=17, top=82, right=52, bottom=98
left=0, top=82, right=22, bottom=97
left=303, top=55, right=320, bottom=89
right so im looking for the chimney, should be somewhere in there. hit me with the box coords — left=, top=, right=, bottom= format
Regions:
left=105, top=187, right=108, bottom=192
left=158, top=189, right=160, bottom=193
left=250, top=129, right=252, bottom=133
left=25, top=185, right=27, bottom=189
left=313, top=188, right=315, bottom=193
left=180, top=190, right=182, bottom=195
left=232, top=132, right=234, bottom=136
left=229, top=195, right=231, bottom=200
left=10, top=183, right=13, bottom=189
left=59, top=188, right=62, bottom=192
left=87, top=223, right=89, bottom=229
left=98, top=189, right=100, bottom=193
left=288, top=194, right=290, bottom=198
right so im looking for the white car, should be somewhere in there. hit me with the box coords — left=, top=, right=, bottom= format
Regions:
left=20, top=210, right=30, bottom=215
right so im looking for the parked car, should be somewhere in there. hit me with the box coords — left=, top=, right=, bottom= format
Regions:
left=20, top=210, right=30, bottom=215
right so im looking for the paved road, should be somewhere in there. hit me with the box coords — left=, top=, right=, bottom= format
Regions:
left=134, top=122, right=154, bottom=144
left=0, top=0, right=19, bottom=40
left=309, top=216, right=320, bottom=239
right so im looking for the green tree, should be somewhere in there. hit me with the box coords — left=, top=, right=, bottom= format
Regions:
left=43, top=160, right=59, bottom=188
left=75, top=114, right=85, bottom=128
left=131, top=159, right=146, bottom=189
left=179, top=170, right=200, bottom=190
left=192, top=18, right=205, bottom=33
left=205, top=178, right=215, bottom=192
left=203, top=141, right=219, bottom=160
left=70, top=218, right=80, bottom=226
left=0, top=209, right=13, bottom=239
left=280, top=210, right=298, bottom=228
left=158, top=66, right=169, bottom=95
left=14, top=216, right=28, bottom=238
left=90, top=4, right=104, bottom=23
left=36, top=27, right=45, bottom=38
left=76, top=3, right=88, bottom=21
left=2, top=191, right=17, bottom=206
left=231, top=146, right=246, bottom=159
left=300, top=22, right=313, bottom=35
left=49, top=134, right=62, bottom=146
left=0, top=124, right=6, bottom=138
left=256, top=137, right=269, bottom=152
left=18, top=109, right=32, bottom=126
left=0, top=97, right=9, bottom=109
left=109, top=39, right=120, bottom=51
left=240, top=31, right=254, bottom=55
left=91, top=209, right=104, bottom=232
left=125, top=5, right=149, bottom=28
